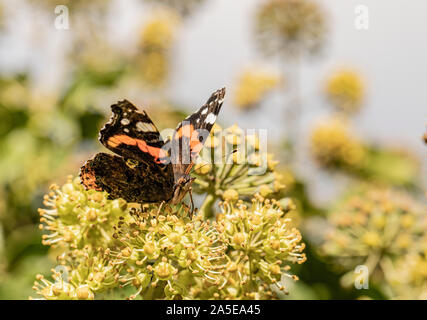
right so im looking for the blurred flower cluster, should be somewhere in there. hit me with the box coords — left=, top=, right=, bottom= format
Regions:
left=0, top=75, right=79, bottom=236
left=254, top=0, right=328, bottom=157
left=310, top=116, right=365, bottom=170
left=321, top=186, right=427, bottom=297
left=30, top=0, right=111, bottom=11
left=384, top=248, right=427, bottom=299
left=255, top=0, right=327, bottom=58
left=312, top=67, right=420, bottom=189
left=324, top=69, right=364, bottom=115
left=0, top=2, right=4, bottom=30
left=144, top=0, right=206, bottom=17
left=137, top=10, right=180, bottom=88
left=233, top=69, right=281, bottom=110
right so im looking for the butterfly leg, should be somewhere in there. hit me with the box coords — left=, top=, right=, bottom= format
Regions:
left=157, top=200, right=166, bottom=215
left=189, top=187, right=195, bottom=218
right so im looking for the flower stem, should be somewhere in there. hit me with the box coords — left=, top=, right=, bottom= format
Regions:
left=200, top=193, right=217, bottom=220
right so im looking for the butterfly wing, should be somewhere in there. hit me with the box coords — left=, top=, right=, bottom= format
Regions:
left=80, top=152, right=174, bottom=203
left=80, top=90, right=225, bottom=204
left=170, top=87, right=225, bottom=181
left=99, top=100, right=169, bottom=165
left=81, top=100, right=175, bottom=203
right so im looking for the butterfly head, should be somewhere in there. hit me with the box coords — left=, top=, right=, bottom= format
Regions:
left=171, top=175, right=195, bottom=205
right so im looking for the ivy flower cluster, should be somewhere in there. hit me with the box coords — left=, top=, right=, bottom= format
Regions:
left=310, top=116, right=365, bottom=170
left=32, top=247, right=121, bottom=300
left=33, top=189, right=305, bottom=300
left=383, top=249, right=427, bottom=299
left=110, top=204, right=227, bottom=299
left=144, top=0, right=206, bottom=17
left=321, top=187, right=427, bottom=289
left=38, top=176, right=129, bottom=249
left=33, top=125, right=306, bottom=300
left=233, top=69, right=281, bottom=110
left=255, top=0, right=327, bottom=58
left=193, top=124, right=286, bottom=219
left=137, top=10, right=179, bottom=87
left=324, top=69, right=364, bottom=115
left=213, top=195, right=306, bottom=299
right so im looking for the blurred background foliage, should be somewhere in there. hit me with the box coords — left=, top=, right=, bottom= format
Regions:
left=0, top=0, right=426, bottom=299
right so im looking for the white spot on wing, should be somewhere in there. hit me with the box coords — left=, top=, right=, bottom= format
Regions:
left=121, top=118, right=130, bottom=125
left=201, top=108, right=208, bottom=115
left=136, top=121, right=156, bottom=132
left=205, top=113, right=217, bottom=124
left=136, top=122, right=145, bottom=131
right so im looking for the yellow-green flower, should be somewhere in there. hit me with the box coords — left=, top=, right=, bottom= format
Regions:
left=110, top=204, right=227, bottom=299
left=211, top=194, right=306, bottom=298
left=139, top=10, right=179, bottom=51
left=137, top=10, right=180, bottom=87
left=255, top=0, right=327, bottom=57
left=139, top=51, right=169, bottom=87
left=233, top=69, right=281, bottom=109
left=33, top=172, right=304, bottom=300
left=194, top=124, right=286, bottom=219
left=325, top=69, right=364, bottom=114
left=33, top=127, right=304, bottom=300
left=310, top=116, right=365, bottom=170
left=383, top=250, right=427, bottom=299
left=144, top=0, right=206, bottom=17
left=32, top=247, right=120, bottom=300
left=38, top=176, right=129, bottom=250
left=322, top=186, right=426, bottom=288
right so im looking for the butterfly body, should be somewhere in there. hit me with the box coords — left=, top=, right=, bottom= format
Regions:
left=80, top=88, right=225, bottom=206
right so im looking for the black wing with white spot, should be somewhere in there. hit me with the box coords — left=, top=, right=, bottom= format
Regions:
left=98, top=100, right=169, bottom=164
left=175, top=87, right=225, bottom=134
left=80, top=100, right=175, bottom=203
left=170, top=87, right=225, bottom=180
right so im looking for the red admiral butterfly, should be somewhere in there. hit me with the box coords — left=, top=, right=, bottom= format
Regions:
left=80, top=87, right=225, bottom=209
